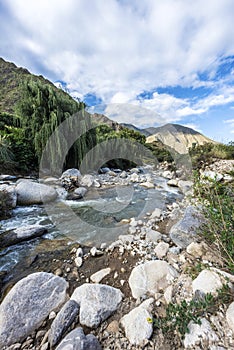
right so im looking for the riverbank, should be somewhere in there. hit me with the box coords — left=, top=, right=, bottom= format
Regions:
left=0, top=162, right=234, bottom=349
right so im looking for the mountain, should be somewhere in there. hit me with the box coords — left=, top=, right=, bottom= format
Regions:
left=146, top=123, right=216, bottom=154
left=120, top=123, right=151, bottom=136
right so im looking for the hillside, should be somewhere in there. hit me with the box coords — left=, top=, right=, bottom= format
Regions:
left=120, top=123, right=151, bottom=136
left=146, top=123, right=216, bottom=154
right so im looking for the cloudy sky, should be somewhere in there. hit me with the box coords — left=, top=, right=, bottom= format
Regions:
left=1, top=0, right=234, bottom=142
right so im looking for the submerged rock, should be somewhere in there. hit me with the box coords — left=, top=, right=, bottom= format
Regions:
left=0, top=272, right=68, bottom=348
left=16, top=180, right=57, bottom=205
left=0, top=225, right=47, bottom=248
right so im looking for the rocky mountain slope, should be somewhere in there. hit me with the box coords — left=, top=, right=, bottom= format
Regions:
left=146, top=123, right=216, bottom=154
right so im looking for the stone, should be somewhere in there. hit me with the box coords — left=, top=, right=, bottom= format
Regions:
left=75, top=257, right=83, bottom=267
left=71, top=283, right=123, bottom=328
left=167, top=179, right=178, bottom=187
left=145, top=229, right=162, bottom=243
left=16, top=180, right=57, bottom=205
left=183, top=318, right=218, bottom=348
left=90, top=247, right=103, bottom=256
left=120, top=171, right=128, bottom=178
left=119, top=234, right=134, bottom=244
left=192, top=270, right=223, bottom=295
left=61, top=168, right=81, bottom=178
left=130, top=173, right=139, bottom=182
left=129, top=260, right=178, bottom=299
left=99, top=167, right=110, bottom=174
left=164, top=285, right=173, bottom=304
left=162, top=170, right=173, bottom=179
left=186, top=242, right=204, bottom=258
left=201, top=171, right=223, bottom=182
left=150, top=208, right=162, bottom=219
left=0, top=225, right=47, bottom=248
left=56, top=327, right=102, bottom=350
left=141, top=181, right=155, bottom=189
left=90, top=268, right=111, bottom=283
left=0, top=184, right=17, bottom=209
left=107, top=320, right=119, bottom=333
left=76, top=247, right=83, bottom=257
left=121, top=298, right=154, bottom=345
left=79, top=174, right=94, bottom=187
left=226, top=302, right=234, bottom=332
left=178, top=180, right=193, bottom=194
left=169, top=206, right=205, bottom=248
left=0, top=272, right=68, bottom=348
left=154, top=242, right=169, bottom=259
left=49, top=300, right=79, bottom=347
left=75, top=186, right=88, bottom=197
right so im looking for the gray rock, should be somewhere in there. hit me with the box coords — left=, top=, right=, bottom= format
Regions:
left=56, top=327, right=102, bottom=350
left=184, top=318, right=218, bottom=348
left=71, top=283, right=123, bottom=328
left=49, top=300, right=79, bottom=347
left=61, top=168, right=81, bottom=178
left=0, top=272, right=68, bottom=348
left=154, top=242, right=169, bottom=259
left=16, top=180, right=57, bottom=205
left=129, top=260, right=178, bottom=299
left=79, top=175, right=94, bottom=187
left=67, top=187, right=87, bottom=200
left=201, top=171, right=223, bottom=182
left=146, top=229, right=162, bottom=243
left=178, top=180, right=193, bottom=194
left=0, top=184, right=17, bottom=209
left=167, top=179, right=178, bottom=187
left=169, top=206, right=205, bottom=248
left=121, top=298, right=154, bottom=345
left=226, top=302, right=234, bottom=333
left=0, top=225, right=47, bottom=248
left=150, top=208, right=162, bottom=219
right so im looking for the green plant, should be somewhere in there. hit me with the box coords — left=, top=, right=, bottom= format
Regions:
left=185, top=262, right=209, bottom=280
left=194, top=173, right=234, bottom=273
left=149, top=284, right=233, bottom=340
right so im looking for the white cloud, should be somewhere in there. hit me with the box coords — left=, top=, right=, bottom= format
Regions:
left=1, top=0, right=234, bottom=128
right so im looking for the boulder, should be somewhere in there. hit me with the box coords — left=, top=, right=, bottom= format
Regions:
left=61, top=168, right=81, bottom=178
left=167, top=179, right=178, bottom=187
left=79, top=174, right=94, bottom=187
left=183, top=318, right=218, bottom=348
left=226, top=302, right=234, bottom=333
left=121, top=298, right=154, bottom=345
left=201, top=171, right=223, bottom=182
left=16, top=180, right=57, bottom=205
left=178, top=180, right=193, bottom=194
left=192, top=270, right=224, bottom=296
left=141, top=181, right=155, bottom=189
left=0, top=272, right=68, bottom=348
left=49, top=300, right=79, bottom=347
left=60, top=168, right=81, bottom=190
left=169, top=206, right=205, bottom=248
left=0, top=225, right=47, bottom=248
left=56, top=327, right=102, bottom=350
left=67, top=187, right=87, bottom=200
left=0, top=184, right=17, bottom=209
left=71, top=283, right=123, bottom=328
left=129, top=260, right=178, bottom=299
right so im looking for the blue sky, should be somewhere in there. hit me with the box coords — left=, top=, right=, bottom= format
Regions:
left=1, top=0, right=234, bottom=142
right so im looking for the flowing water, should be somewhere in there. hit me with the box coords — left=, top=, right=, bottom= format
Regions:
left=0, top=174, right=182, bottom=273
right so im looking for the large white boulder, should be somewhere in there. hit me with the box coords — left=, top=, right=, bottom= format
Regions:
left=16, top=179, right=57, bottom=205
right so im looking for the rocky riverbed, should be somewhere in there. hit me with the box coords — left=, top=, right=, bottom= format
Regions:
left=0, top=162, right=234, bottom=349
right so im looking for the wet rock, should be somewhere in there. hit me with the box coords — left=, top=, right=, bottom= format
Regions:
left=71, top=283, right=123, bottom=328
left=0, top=184, right=17, bottom=209
left=56, top=327, right=102, bottom=350
left=49, top=300, right=79, bottom=347
left=169, top=206, right=205, bottom=248
left=226, top=302, right=234, bottom=333
left=141, top=181, right=155, bottom=189
left=162, top=170, right=173, bottom=179
left=68, top=187, right=87, bottom=200
left=0, top=225, right=47, bottom=248
left=79, top=174, right=94, bottom=187
left=90, top=247, right=103, bottom=256
left=16, top=179, right=57, bottom=205
left=0, top=272, right=68, bottom=348
left=90, top=268, right=111, bottom=283
left=167, top=179, right=178, bottom=187
left=121, top=298, right=154, bottom=345
left=60, top=168, right=81, bottom=190
left=129, top=260, right=178, bottom=299
left=184, top=318, right=218, bottom=348
left=192, top=270, right=223, bottom=295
